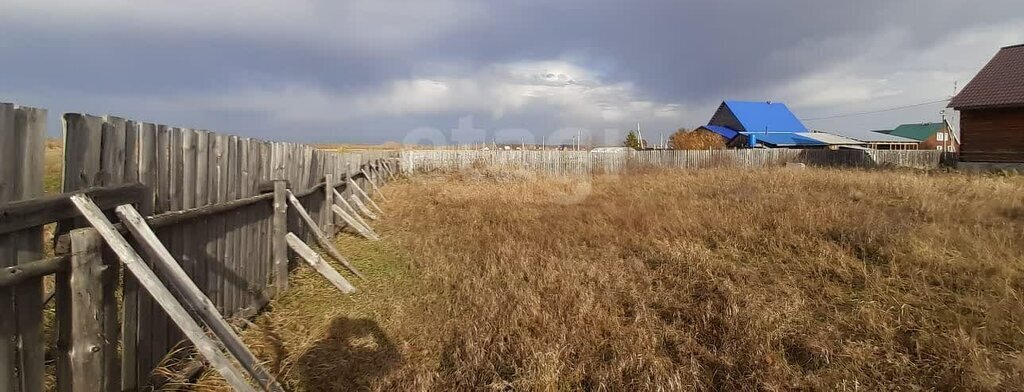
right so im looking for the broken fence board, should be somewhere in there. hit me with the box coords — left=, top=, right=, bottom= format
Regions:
left=68, top=194, right=257, bottom=392
left=285, top=233, right=356, bottom=294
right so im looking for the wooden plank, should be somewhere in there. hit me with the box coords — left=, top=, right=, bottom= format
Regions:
left=147, top=124, right=172, bottom=383
left=123, top=121, right=155, bottom=390
left=99, top=116, right=127, bottom=186
left=115, top=204, right=284, bottom=392
left=348, top=178, right=383, bottom=214
left=225, top=136, right=239, bottom=315
left=212, top=133, right=228, bottom=312
left=240, top=139, right=255, bottom=308
left=285, top=233, right=356, bottom=294
left=333, top=188, right=374, bottom=234
left=349, top=194, right=378, bottom=221
left=0, top=104, right=46, bottom=392
left=61, top=114, right=104, bottom=192
left=272, top=181, right=288, bottom=296
left=324, top=174, right=336, bottom=235
left=181, top=129, right=197, bottom=279
left=68, top=194, right=257, bottom=392
left=17, top=106, right=46, bottom=392
left=67, top=228, right=117, bottom=392
left=331, top=205, right=379, bottom=240
left=0, top=255, right=69, bottom=288
left=285, top=190, right=364, bottom=278
left=360, top=169, right=388, bottom=201
left=0, top=183, right=149, bottom=235
left=161, top=126, right=185, bottom=371
left=193, top=131, right=210, bottom=319
left=95, top=116, right=127, bottom=391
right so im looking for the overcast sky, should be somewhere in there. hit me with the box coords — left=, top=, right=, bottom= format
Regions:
left=2, top=1, right=1022, bottom=145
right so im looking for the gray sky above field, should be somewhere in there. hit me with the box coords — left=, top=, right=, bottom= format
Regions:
left=2, top=1, right=1023, bottom=144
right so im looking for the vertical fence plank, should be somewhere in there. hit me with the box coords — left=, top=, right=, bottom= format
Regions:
left=55, top=112, right=103, bottom=392
left=122, top=122, right=156, bottom=390
left=272, top=181, right=288, bottom=296
left=212, top=134, right=228, bottom=313
left=225, top=136, right=240, bottom=315
left=0, top=104, right=46, bottom=392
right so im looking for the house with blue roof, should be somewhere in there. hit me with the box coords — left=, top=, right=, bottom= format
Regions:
left=696, top=100, right=861, bottom=149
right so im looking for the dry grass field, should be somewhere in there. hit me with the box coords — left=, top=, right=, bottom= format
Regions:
left=193, top=167, right=1024, bottom=391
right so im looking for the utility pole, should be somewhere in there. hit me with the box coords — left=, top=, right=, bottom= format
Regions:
left=636, top=121, right=645, bottom=150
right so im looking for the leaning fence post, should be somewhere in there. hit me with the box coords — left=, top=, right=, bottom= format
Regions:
left=324, top=174, right=335, bottom=236
left=272, top=180, right=288, bottom=296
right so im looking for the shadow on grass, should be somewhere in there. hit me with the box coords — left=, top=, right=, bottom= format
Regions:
left=296, top=317, right=400, bottom=390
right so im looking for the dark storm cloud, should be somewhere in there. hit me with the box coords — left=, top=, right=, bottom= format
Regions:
left=1, top=0, right=1022, bottom=142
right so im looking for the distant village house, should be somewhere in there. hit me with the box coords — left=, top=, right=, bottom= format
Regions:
left=949, top=43, right=1024, bottom=165
left=700, top=100, right=864, bottom=149
left=874, top=123, right=958, bottom=152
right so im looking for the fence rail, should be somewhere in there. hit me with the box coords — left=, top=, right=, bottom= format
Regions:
left=1, top=101, right=399, bottom=392
left=400, top=149, right=945, bottom=175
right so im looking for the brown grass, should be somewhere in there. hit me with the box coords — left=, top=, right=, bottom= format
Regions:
left=197, top=168, right=1024, bottom=391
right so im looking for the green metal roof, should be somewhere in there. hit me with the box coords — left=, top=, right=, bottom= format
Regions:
left=888, top=123, right=944, bottom=141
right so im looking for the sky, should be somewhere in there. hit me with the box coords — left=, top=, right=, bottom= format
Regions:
left=2, top=0, right=1023, bottom=146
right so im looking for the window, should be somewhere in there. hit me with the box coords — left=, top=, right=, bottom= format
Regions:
left=936, top=146, right=944, bottom=151
left=936, top=132, right=947, bottom=141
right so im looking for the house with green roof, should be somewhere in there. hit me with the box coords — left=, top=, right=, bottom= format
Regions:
left=873, top=122, right=958, bottom=152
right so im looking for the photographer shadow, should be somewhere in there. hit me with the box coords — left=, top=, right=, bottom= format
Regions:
left=295, top=317, right=401, bottom=390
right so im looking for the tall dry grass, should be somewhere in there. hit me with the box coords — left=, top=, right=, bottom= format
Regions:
left=369, top=168, right=1024, bottom=390
left=199, top=167, right=1024, bottom=391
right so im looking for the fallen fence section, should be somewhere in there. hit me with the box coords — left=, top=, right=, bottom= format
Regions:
left=400, top=149, right=945, bottom=175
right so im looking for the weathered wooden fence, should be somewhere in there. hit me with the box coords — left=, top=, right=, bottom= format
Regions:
left=400, top=149, right=945, bottom=175
left=1, top=102, right=398, bottom=392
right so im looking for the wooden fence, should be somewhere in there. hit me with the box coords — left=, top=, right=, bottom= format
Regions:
left=1, top=102, right=398, bottom=392
left=400, top=149, right=945, bottom=175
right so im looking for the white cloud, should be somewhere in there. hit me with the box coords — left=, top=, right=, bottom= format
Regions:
left=171, top=60, right=688, bottom=131
left=771, top=20, right=1024, bottom=132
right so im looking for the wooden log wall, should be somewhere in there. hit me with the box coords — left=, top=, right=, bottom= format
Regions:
left=400, top=149, right=944, bottom=175
left=0, top=102, right=46, bottom=392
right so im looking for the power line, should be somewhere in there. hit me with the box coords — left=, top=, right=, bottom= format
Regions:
left=800, top=98, right=950, bottom=121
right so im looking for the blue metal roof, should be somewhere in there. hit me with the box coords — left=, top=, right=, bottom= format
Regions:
left=722, top=101, right=808, bottom=132
left=700, top=125, right=739, bottom=140
left=740, top=131, right=826, bottom=147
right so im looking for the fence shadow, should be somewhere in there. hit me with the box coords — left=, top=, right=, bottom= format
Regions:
left=295, top=317, right=400, bottom=390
